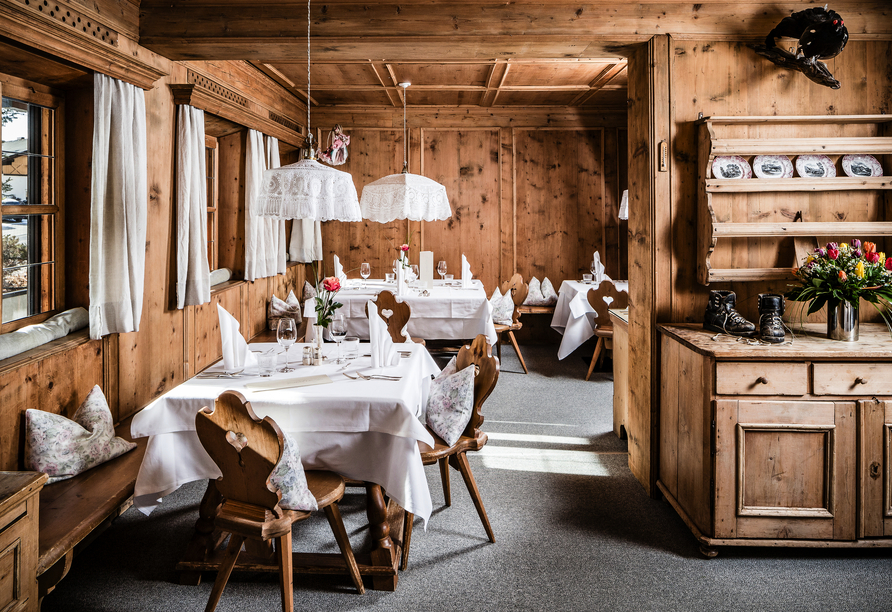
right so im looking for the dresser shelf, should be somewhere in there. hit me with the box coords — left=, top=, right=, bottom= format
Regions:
left=697, top=115, right=892, bottom=285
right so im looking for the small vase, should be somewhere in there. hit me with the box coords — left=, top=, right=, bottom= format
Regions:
left=827, top=300, right=859, bottom=341
left=313, top=324, right=326, bottom=363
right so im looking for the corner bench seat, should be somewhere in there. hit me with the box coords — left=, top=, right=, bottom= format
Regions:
left=37, top=414, right=147, bottom=598
left=515, top=305, right=555, bottom=316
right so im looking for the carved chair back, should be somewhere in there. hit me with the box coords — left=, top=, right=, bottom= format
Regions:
left=456, top=334, right=500, bottom=436
left=586, top=281, right=629, bottom=334
left=364, top=290, right=412, bottom=343
left=498, top=273, right=529, bottom=326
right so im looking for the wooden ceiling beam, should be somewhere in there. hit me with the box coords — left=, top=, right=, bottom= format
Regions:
left=139, top=2, right=892, bottom=60
left=371, top=62, right=400, bottom=106
left=570, top=62, right=626, bottom=106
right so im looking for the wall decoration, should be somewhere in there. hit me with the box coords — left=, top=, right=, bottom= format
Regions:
left=841, top=154, right=883, bottom=178
left=750, top=5, right=849, bottom=89
left=795, top=154, right=836, bottom=178
left=752, top=155, right=793, bottom=179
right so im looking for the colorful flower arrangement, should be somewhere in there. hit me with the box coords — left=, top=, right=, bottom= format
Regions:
left=312, top=264, right=343, bottom=328
left=786, top=240, right=892, bottom=319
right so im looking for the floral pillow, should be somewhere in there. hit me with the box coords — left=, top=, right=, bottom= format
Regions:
left=489, top=288, right=515, bottom=326
left=523, top=277, right=559, bottom=306
left=267, top=290, right=303, bottom=331
left=25, top=385, right=137, bottom=484
left=303, top=280, right=317, bottom=300
left=426, top=357, right=476, bottom=446
left=269, top=430, right=318, bottom=511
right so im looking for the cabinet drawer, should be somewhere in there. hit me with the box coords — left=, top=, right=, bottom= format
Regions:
left=812, top=363, right=892, bottom=395
left=715, top=362, right=808, bottom=395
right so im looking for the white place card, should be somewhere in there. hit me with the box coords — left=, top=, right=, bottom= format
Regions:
left=420, top=251, right=434, bottom=290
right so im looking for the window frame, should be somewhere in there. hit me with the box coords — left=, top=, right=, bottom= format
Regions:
left=1, top=74, right=65, bottom=333
left=205, top=134, right=218, bottom=272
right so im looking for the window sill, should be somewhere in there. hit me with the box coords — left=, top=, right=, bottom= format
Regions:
left=0, top=328, right=95, bottom=376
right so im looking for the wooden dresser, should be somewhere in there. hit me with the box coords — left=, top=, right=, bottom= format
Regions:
left=658, top=323, right=892, bottom=556
left=0, top=472, right=47, bottom=612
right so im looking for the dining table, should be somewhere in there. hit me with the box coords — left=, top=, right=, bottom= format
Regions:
left=304, top=279, right=498, bottom=345
left=550, top=279, right=629, bottom=360
left=130, top=339, right=440, bottom=590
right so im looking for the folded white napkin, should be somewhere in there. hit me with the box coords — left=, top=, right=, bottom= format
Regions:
left=396, top=261, right=408, bottom=297
left=592, top=251, right=606, bottom=285
left=367, top=300, right=398, bottom=368
left=333, top=254, right=347, bottom=284
left=461, top=254, right=472, bottom=288
left=217, top=304, right=258, bottom=372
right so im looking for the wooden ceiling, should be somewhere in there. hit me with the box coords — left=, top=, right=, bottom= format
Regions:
left=253, top=58, right=627, bottom=109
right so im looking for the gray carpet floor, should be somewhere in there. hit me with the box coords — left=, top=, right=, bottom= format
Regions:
left=43, top=344, right=892, bottom=611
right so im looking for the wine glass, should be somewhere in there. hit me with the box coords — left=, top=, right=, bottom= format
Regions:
left=410, top=264, right=419, bottom=282
left=276, top=318, right=297, bottom=373
left=330, top=313, right=348, bottom=364
left=437, top=260, right=447, bottom=280
left=590, top=260, right=599, bottom=284
left=360, top=262, right=371, bottom=287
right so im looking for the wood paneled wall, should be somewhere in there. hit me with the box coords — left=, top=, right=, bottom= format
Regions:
left=311, top=112, right=628, bottom=297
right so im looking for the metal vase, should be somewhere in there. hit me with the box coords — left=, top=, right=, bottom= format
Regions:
left=827, top=300, right=859, bottom=341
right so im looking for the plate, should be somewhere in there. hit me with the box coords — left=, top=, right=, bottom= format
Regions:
left=712, top=155, right=752, bottom=180
left=795, top=155, right=836, bottom=178
left=752, top=155, right=793, bottom=179
left=842, top=154, right=883, bottom=178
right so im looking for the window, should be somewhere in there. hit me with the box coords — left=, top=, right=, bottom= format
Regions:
left=1, top=87, right=61, bottom=329
left=205, top=135, right=218, bottom=271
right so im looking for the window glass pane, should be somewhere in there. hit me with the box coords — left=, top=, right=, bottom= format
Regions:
left=2, top=98, right=53, bottom=206
left=2, top=214, right=55, bottom=323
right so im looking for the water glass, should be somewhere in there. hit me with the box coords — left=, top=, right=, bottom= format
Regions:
left=444, top=274, right=454, bottom=285
left=257, top=351, right=278, bottom=377
left=582, top=273, right=593, bottom=284
left=343, top=336, right=360, bottom=360
left=385, top=272, right=395, bottom=283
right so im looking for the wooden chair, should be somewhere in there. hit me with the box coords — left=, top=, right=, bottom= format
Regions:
left=195, top=391, right=364, bottom=612
left=364, top=289, right=425, bottom=345
left=401, top=335, right=500, bottom=568
left=493, top=273, right=529, bottom=374
left=585, top=281, right=629, bottom=381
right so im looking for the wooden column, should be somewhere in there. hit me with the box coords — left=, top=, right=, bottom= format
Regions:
left=627, top=35, right=671, bottom=496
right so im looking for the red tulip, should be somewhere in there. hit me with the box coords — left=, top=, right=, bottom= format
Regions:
left=886, top=257, right=892, bottom=271
left=828, top=248, right=839, bottom=260
left=866, top=252, right=880, bottom=264
left=322, top=276, right=341, bottom=292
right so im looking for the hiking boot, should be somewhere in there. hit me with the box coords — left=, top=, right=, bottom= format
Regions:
left=703, top=290, right=757, bottom=337
left=758, top=293, right=786, bottom=344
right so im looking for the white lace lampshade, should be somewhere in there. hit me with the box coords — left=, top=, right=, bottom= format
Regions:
left=256, top=159, right=362, bottom=221
left=360, top=172, right=451, bottom=222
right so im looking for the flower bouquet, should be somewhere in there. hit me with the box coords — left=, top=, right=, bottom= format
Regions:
left=314, top=274, right=342, bottom=328
left=786, top=240, right=892, bottom=337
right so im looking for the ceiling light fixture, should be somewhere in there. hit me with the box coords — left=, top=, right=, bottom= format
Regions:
left=255, top=0, right=361, bottom=221
left=359, top=82, right=451, bottom=223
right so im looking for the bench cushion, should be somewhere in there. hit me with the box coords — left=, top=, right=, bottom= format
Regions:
left=37, top=414, right=146, bottom=575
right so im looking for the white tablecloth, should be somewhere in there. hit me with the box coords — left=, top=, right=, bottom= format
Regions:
left=305, top=279, right=497, bottom=345
left=550, top=279, right=629, bottom=360
left=132, top=342, right=440, bottom=523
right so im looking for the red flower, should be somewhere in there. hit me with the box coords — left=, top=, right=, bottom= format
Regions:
left=828, top=248, right=839, bottom=260
left=866, top=252, right=881, bottom=264
left=322, top=276, right=341, bottom=292
left=838, top=270, right=847, bottom=281
left=886, top=257, right=892, bottom=271
left=864, top=241, right=877, bottom=254
left=400, top=244, right=410, bottom=252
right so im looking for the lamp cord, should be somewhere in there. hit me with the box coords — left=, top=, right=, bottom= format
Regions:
left=403, top=88, right=408, bottom=172
left=307, top=0, right=311, bottom=141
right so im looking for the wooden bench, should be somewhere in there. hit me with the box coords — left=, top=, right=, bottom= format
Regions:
left=516, top=305, right=555, bottom=316
left=36, top=415, right=147, bottom=602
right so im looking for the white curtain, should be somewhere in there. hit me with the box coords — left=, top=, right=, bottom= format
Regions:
left=175, top=105, right=211, bottom=309
left=245, top=130, right=286, bottom=281
left=265, top=135, right=287, bottom=274
left=89, top=73, right=147, bottom=340
left=289, top=218, right=323, bottom=263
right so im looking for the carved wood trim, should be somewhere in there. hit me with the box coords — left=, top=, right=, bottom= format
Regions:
left=170, top=82, right=305, bottom=148
left=736, top=423, right=835, bottom=519
left=0, top=0, right=167, bottom=89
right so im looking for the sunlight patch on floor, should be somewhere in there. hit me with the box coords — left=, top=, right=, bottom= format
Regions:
left=477, top=446, right=625, bottom=476
left=486, top=432, right=592, bottom=445
left=487, top=419, right=577, bottom=428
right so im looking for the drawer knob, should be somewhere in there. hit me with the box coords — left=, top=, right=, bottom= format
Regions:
left=855, top=377, right=868, bottom=385
left=756, top=376, right=769, bottom=385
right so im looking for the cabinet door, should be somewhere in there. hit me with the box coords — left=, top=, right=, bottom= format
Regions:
left=859, top=399, right=892, bottom=537
left=714, top=400, right=856, bottom=540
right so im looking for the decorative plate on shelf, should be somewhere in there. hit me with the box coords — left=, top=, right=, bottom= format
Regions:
left=752, top=155, right=794, bottom=179
left=712, top=156, right=752, bottom=180
left=795, top=155, right=836, bottom=178
left=842, top=154, right=883, bottom=178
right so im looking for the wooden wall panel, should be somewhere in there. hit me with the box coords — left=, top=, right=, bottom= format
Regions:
left=320, top=128, right=410, bottom=283
left=193, top=282, right=244, bottom=372
left=423, top=129, right=501, bottom=293
left=669, top=40, right=892, bottom=325
left=217, top=130, right=247, bottom=279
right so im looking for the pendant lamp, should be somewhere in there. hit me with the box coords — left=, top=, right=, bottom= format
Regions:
left=256, top=0, right=361, bottom=221
left=360, top=83, right=451, bottom=223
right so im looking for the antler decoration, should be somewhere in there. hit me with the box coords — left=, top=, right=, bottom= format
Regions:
left=749, top=4, right=848, bottom=89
